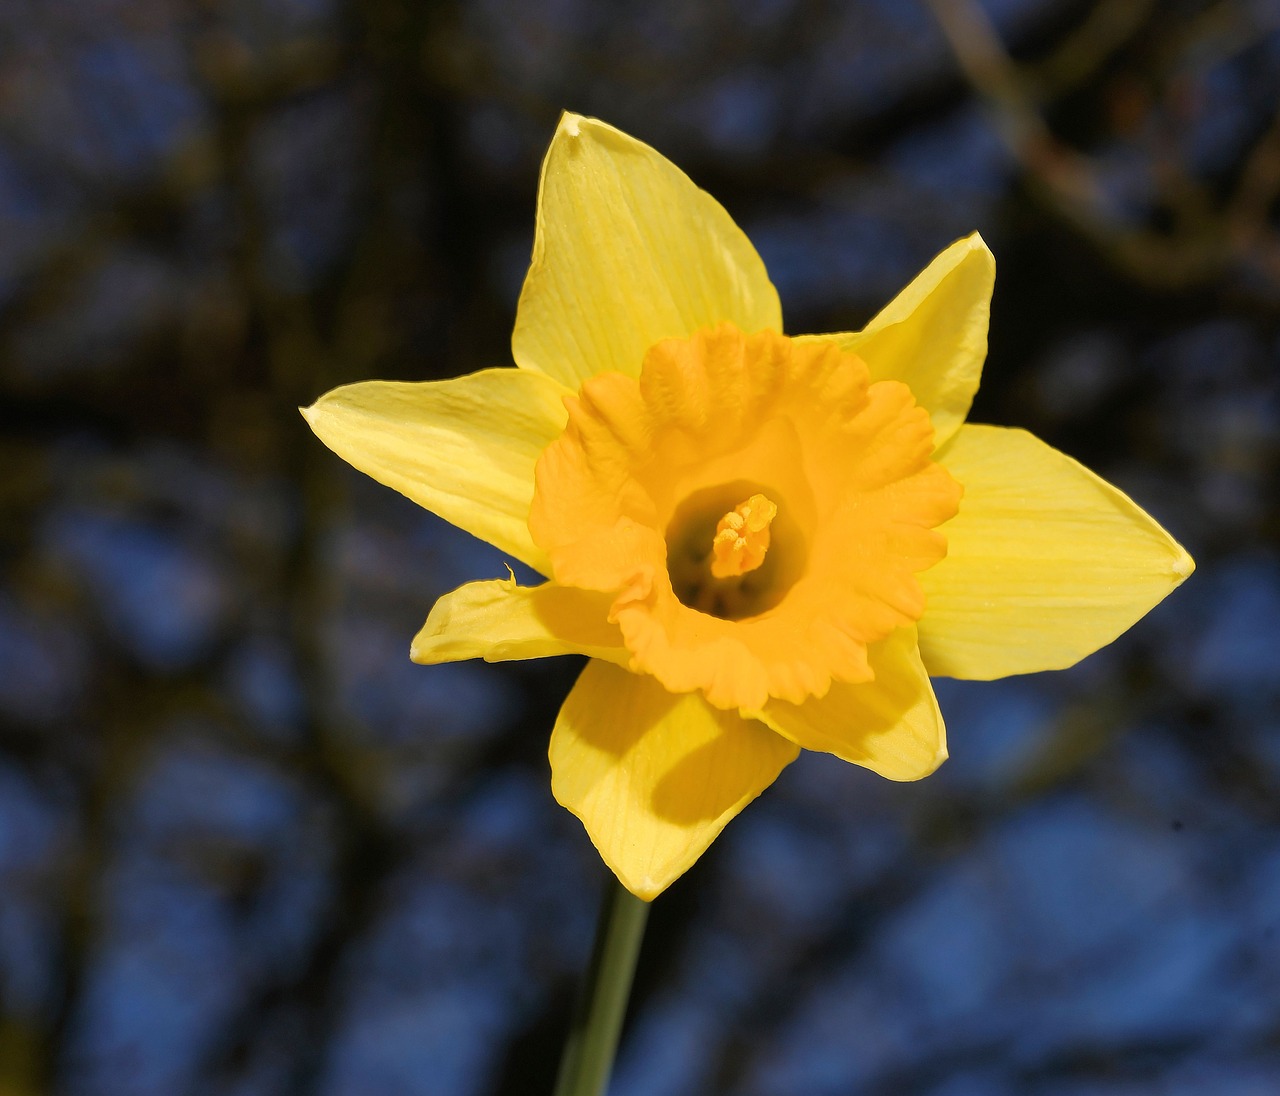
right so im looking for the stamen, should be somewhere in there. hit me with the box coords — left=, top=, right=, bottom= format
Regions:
left=711, top=493, right=778, bottom=578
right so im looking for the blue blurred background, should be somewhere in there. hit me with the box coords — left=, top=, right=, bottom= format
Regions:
left=2, top=0, right=1279, bottom=1093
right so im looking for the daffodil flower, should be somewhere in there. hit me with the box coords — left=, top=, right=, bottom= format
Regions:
left=304, top=114, right=1193, bottom=901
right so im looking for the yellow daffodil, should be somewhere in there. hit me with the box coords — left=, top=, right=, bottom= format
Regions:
left=304, top=113, right=1193, bottom=901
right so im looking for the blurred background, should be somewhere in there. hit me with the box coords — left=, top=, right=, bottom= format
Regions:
left=1, top=0, right=1278, bottom=1093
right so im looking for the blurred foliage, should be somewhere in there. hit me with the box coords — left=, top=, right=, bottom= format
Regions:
left=1, top=0, right=1279, bottom=1094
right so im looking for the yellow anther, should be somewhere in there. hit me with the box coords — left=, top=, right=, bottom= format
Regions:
left=711, top=493, right=778, bottom=578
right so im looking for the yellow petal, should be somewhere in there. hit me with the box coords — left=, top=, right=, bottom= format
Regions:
left=798, top=233, right=994, bottom=446
left=752, top=627, right=946, bottom=781
left=512, top=113, right=782, bottom=389
left=550, top=660, right=798, bottom=900
left=920, top=424, right=1195, bottom=679
left=411, top=578, right=629, bottom=666
left=301, top=369, right=572, bottom=574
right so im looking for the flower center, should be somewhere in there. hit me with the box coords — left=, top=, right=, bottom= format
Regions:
left=711, top=493, right=777, bottom=578
left=665, top=482, right=801, bottom=621
left=527, top=323, right=961, bottom=710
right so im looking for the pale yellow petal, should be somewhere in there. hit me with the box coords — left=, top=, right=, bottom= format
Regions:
left=797, top=232, right=994, bottom=446
left=752, top=627, right=946, bottom=781
left=302, top=369, right=572, bottom=574
left=550, top=660, right=798, bottom=900
left=411, top=578, right=629, bottom=666
left=512, top=113, right=782, bottom=389
left=920, top=424, right=1195, bottom=679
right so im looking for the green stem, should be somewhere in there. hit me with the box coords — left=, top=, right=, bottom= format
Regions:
left=552, top=876, right=650, bottom=1096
